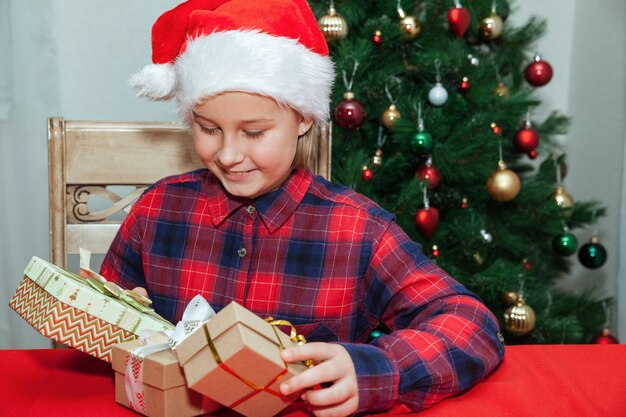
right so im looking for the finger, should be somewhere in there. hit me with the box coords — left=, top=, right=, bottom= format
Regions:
left=281, top=342, right=337, bottom=363
left=132, top=287, right=148, bottom=297
left=308, top=397, right=359, bottom=417
left=303, top=378, right=355, bottom=407
left=78, top=269, right=90, bottom=278
left=280, top=360, right=342, bottom=396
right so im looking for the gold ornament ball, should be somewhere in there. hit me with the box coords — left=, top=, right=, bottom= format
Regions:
left=494, top=82, right=509, bottom=98
left=553, top=185, right=575, bottom=214
left=502, top=291, right=519, bottom=305
left=382, top=104, right=402, bottom=129
left=487, top=161, right=521, bottom=202
left=479, top=13, right=504, bottom=40
left=400, top=15, right=421, bottom=39
left=473, top=251, right=484, bottom=265
left=372, top=148, right=383, bottom=166
left=318, top=7, right=348, bottom=42
left=503, top=295, right=536, bottom=336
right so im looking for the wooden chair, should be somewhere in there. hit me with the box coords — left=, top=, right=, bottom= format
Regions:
left=47, top=117, right=332, bottom=270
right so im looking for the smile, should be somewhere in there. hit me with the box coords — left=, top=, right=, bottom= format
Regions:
left=222, top=168, right=257, bottom=181
left=225, top=169, right=253, bottom=176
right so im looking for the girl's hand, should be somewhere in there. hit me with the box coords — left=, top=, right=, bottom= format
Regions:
left=128, top=286, right=148, bottom=298
left=280, top=342, right=358, bottom=417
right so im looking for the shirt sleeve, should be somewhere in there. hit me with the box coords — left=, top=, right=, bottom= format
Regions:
left=341, top=220, right=505, bottom=413
left=99, top=201, right=147, bottom=292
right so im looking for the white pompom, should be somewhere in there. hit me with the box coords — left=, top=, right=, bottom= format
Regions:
left=129, top=64, right=177, bottom=100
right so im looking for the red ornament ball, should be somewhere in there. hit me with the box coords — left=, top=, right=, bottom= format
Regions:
left=461, top=197, right=469, bottom=209
left=361, top=167, right=374, bottom=181
left=491, top=122, right=502, bottom=135
left=415, top=163, right=441, bottom=189
left=334, top=92, right=366, bottom=130
left=528, top=149, right=538, bottom=159
left=514, top=127, right=540, bottom=152
left=447, top=6, right=471, bottom=38
left=459, top=76, right=470, bottom=93
left=415, top=206, right=439, bottom=239
left=431, top=244, right=441, bottom=258
left=525, top=56, right=553, bottom=87
left=372, top=30, right=382, bottom=45
left=590, top=328, right=619, bottom=344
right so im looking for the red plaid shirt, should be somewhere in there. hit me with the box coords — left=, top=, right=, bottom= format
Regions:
left=101, top=168, right=504, bottom=413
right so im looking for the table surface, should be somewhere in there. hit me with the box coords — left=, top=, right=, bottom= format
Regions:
left=1, top=344, right=626, bottom=417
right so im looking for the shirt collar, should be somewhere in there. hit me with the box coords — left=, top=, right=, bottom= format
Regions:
left=205, top=169, right=312, bottom=233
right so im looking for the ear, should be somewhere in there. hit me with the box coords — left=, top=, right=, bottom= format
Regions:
left=298, top=118, right=315, bottom=135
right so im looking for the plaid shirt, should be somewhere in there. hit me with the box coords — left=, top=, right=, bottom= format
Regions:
left=101, top=168, right=504, bottom=413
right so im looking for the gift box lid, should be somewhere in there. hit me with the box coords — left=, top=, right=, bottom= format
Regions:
left=176, top=301, right=296, bottom=368
left=23, top=256, right=174, bottom=335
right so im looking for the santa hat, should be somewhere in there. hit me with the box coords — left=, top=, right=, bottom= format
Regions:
left=131, top=0, right=335, bottom=124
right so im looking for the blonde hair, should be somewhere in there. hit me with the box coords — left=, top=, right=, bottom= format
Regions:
left=293, top=121, right=325, bottom=171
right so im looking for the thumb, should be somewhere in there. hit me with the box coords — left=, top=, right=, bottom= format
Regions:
left=132, top=287, right=149, bottom=298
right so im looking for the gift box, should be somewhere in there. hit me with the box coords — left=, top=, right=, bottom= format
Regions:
left=9, top=256, right=174, bottom=362
left=111, top=334, right=221, bottom=417
left=175, top=301, right=310, bottom=417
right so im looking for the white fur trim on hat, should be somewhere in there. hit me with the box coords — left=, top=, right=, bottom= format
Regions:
left=130, top=63, right=177, bottom=100
left=131, top=30, right=334, bottom=125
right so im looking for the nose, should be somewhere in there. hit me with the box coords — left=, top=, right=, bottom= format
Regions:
left=217, top=133, right=245, bottom=167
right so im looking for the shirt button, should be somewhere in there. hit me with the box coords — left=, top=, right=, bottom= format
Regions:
left=237, top=247, right=247, bottom=257
left=246, top=205, right=255, bottom=214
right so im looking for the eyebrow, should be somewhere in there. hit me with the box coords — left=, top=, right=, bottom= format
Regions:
left=192, top=111, right=275, bottom=124
left=192, top=112, right=212, bottom=122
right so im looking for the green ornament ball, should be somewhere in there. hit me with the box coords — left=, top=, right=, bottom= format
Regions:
left=578, top=240, right=607, bottom=269
left=411, top=131, right=433, bottom=154
left=552, top=232, right=578, bottom=256
left=369, top=329, right=383, bottom=339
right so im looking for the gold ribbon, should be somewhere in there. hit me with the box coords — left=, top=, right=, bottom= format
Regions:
left=77, top=247, right=156, bottom=314
left=265, top=318, right=314, bottom=368
left=88, top=277, right=177, bottom=330
left=84, top=277, right=154, bottom=313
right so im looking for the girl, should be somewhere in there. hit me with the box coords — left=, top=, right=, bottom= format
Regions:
left=101, top=1, right=504, bottom=416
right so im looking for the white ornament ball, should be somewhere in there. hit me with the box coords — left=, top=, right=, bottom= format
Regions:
left=480, top=229, right=493, bottom=243
left=428, top=83, right=448, bottom=106
left=467, top=54, right=480, bottom=66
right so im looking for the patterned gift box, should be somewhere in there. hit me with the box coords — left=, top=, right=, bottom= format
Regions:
left=175, top=301, right=311, bottom=417
left=9, top=256, right=174, bottom=363
left=112, top=333, right=221, bottom=417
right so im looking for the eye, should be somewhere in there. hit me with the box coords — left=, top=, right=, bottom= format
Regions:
left=199, top=125, right=220, bottom=135
left=244, top=130, right=265, bottom=138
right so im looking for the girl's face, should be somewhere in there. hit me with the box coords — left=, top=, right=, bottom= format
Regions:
left=192, top=92, right=313, bottom=199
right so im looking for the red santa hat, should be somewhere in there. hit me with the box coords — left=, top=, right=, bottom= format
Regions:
left=131, top=0, right=335, bottom=124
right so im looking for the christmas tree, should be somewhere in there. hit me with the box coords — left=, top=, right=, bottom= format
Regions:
left=310, top=0, right=612, bottom=344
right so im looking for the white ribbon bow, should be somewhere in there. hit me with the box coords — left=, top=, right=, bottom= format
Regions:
left=166, top=294, right=217, bottom=348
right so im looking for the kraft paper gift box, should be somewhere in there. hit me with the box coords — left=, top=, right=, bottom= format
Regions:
left=9, top=255, right=174, bottom=363
left=111, top=333, right=221, bottom=417
left=174, top=301, right=311, bottom=417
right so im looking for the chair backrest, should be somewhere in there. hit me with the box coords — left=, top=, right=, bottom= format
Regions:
left=48, top=117, right=332, bottom=269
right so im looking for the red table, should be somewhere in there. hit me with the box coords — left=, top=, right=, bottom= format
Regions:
left=1, top=345, right=625, bottom=416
